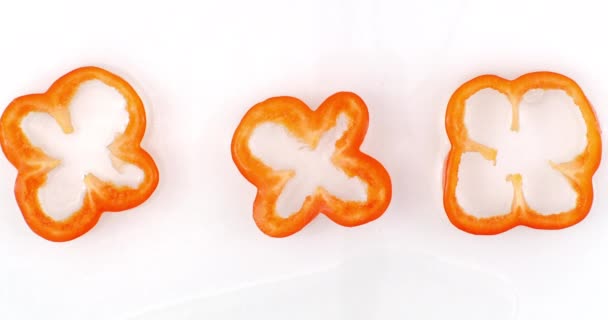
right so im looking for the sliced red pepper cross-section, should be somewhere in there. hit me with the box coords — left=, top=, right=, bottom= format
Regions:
left=443, top=71, right=601, bottom=234
left=0, top=66, right=159, bottom=242
left=231, top=92, right=392, bottom=237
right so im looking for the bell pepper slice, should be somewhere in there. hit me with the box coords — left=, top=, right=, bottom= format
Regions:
left=0, top=66, right=159, bottom=242
left=443, top=71, right=601, bottom=234
left=231, top=92, right=392, bottom=237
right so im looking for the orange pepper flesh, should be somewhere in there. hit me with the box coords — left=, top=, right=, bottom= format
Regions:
left=443, top=72, right=602, bottom=235
left=0, top=66, right=159, bottom=242
left=231, top=92, right=392, bottom=237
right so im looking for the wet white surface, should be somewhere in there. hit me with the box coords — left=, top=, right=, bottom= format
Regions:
left=128, top=249, right=516, bottom=320
left=0, top=0, right=607, bottom=319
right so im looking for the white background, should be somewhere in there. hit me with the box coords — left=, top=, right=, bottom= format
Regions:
left=1, top=0, right=608, bottom=319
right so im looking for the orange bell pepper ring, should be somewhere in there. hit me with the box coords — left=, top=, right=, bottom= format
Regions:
left=231, top=92, right=392, bottom=237
left=0, top=66, right=159, bottom=242
left=443, top=71, right=601, bottom=235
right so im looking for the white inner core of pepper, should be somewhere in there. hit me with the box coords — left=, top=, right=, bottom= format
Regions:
left=457, top=88, right=587, bottom=218
left=21, top=80, right=145, bottom=221
left=248, top=113, right=368, bottom=218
